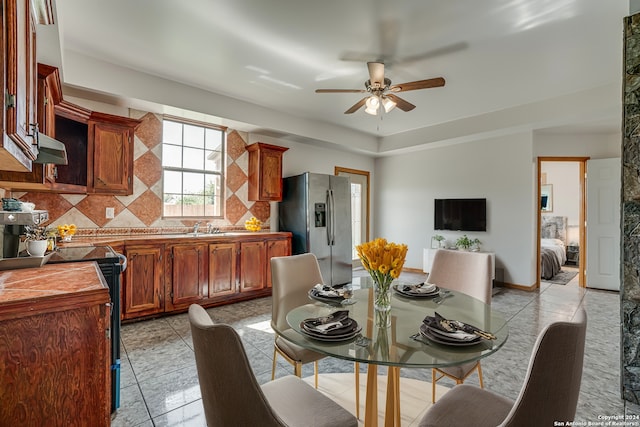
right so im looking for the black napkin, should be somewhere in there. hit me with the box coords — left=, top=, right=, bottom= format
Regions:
left=423, top=312, right=496, bottom=340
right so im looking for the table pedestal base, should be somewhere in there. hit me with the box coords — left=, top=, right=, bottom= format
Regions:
left=364, top=364, right=402, bottom=427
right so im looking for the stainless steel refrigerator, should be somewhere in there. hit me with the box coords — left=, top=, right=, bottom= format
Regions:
left=279, top=172, right=352, bottom=286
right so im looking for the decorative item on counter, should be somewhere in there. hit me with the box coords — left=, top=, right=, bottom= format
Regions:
left=431, top=234, right=446, bottom=249
left=356, top=237, right=408, bottom=327
left=56, top=224, right=77, bottom=242
left=24, top=225, right=51, bottom=257
left=2, top=198, right=22, bottom=211
left=244, top=217, right=262, bottom=232
left=455, top=234, right=481, bottom=251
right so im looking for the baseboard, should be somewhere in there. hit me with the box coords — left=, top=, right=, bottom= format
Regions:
left=498, top=282, right=537, bottom=291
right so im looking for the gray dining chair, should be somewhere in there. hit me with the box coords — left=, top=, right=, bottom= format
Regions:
left=420, top=307, right=587, bottom=427
left=426, top=249, right=494, bottom=402
left=188, top=304, right=358, bottom=427
left=270, top=253, right=361, bottom=418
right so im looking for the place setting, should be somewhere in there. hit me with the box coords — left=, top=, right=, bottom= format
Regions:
left=416, top=311, right=497, bottom=347
left=308, top=283, right=355, bottom=306
left=392, top=281, right=441, bottom=298
left=299, top=310, right=362, bottom=342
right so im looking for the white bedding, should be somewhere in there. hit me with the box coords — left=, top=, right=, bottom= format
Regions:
left=541, top=238, right=567, bottom=265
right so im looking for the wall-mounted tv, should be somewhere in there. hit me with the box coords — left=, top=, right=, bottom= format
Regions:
left=434, top=198, right=487, bottom=232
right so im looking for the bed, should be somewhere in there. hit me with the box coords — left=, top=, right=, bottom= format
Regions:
left=540, top=216, right=568, bottom=280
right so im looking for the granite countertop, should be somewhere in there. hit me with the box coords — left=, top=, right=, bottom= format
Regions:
left=0, top=262, right=107, bottom=305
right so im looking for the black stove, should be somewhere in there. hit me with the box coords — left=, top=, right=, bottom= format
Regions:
left=48, top=245, right=126, bottom=413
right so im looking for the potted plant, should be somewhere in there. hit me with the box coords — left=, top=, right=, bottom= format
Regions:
left=432, top=234, right=446, bottom=249
left=456, top=235, right=481, bottom=251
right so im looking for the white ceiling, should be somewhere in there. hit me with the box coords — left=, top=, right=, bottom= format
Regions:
left=47, top=0, right=628, bottom=154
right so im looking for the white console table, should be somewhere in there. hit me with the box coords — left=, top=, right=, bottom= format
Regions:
left=423, top=248, right=496, bottom=280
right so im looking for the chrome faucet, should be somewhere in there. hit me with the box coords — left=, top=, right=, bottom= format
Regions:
left=193, top=222, right=201, bottom=235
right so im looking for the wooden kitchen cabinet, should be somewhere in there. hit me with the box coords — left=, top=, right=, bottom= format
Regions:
left=165, top=243, right=208, bottom=311
left=208, top=242, right=237, bottom=297
left=266, top=237, right=290, bottom=288
left=0, top=0, right=38, bottom=171
left=0, top=264, right=111, bottom=426
left=247, top=142, right=289, bottom=201
left=239, top=240, right=266, bottom=292
left=123, top=244, right=164, bottom=319
left=0, top=95, right=140, bottom=194
left=88, top=112, right=138, bottom=195
left=121, top=233, right=290, bottom=321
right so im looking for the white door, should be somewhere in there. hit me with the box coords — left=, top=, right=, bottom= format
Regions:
left=335, top=169, right=369, bottom=262
left=586, top=158, right=621, bottom=290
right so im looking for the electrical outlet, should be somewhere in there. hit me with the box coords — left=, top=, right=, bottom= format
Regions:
left=105, top=207, right=115, bottom=219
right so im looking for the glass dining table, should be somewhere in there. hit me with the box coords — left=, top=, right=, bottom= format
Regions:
left=280, top=280, right=509, bottom=427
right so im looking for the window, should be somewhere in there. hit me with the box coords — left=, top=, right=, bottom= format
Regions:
left=162, top=118, right=225, bottom=218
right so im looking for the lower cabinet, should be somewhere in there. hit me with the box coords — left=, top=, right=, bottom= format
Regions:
left=165, top=243, right=208, bottom=311
left=239, top=241, right=266, bottom=292
left=266, top=237, right=291, bottom=288
left=0, top=284, right=111, bottom=425
left=121, top=234, right=290, bottom=320
left=123, top=244, right=164, bottom=320
left=208, top=242, right=237, bottom=297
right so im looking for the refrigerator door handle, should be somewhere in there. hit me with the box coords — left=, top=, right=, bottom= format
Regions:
left=327, top=189, right=335, bottom=246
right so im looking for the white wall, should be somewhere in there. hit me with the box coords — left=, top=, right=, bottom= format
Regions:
left=533, top=131, right=621, bottom=158
left=374, top=132, right=536, bottom=286
left=541, top=162, right=580, bottom=229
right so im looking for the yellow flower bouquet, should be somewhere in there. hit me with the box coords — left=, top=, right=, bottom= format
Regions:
left=356, top=237, right=408, bottom=327
left=57, top=224, right=77, bottom=242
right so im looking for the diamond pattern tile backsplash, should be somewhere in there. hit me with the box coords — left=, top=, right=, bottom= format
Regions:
left=13, top=110, right=270, bottom=235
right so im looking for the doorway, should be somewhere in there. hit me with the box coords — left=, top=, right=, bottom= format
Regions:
left=537, top=157, right=587, bottom=287
left=335, top=167, right=370, bottom=262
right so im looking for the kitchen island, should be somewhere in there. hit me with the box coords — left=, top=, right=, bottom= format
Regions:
left=0, top=262, right=111, bottom=426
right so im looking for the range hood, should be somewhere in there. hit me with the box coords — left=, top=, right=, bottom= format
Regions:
left=34, top=132, right=68, bottom=165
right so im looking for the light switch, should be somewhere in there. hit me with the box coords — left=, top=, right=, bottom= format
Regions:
left=106, top=207, right=115, bottom=219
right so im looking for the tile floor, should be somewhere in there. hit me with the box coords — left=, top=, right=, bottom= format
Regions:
left=111, top=267, right=624, bottom=426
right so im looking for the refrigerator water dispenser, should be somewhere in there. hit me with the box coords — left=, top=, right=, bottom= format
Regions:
left=314, top=203, right=326, bottom=227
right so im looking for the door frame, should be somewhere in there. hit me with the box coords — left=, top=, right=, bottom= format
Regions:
left=536, top=157, right=588, bottom=287
left=335, top=166, right=370, bottom=258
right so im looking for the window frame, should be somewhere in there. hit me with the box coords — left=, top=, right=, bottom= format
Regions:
left=161, top=115, right=227, bottom=219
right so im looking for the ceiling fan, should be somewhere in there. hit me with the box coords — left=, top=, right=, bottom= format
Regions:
left=315, top=62, right=445, bottom=115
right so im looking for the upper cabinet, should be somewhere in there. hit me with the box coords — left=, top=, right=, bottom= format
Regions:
left=88, top=113, right=137, bottom=195
left=0, top=90, right=141, bottom=194
left=0, top=0, right=39, bottom=171
left=247, top=142, right=289, bottom=201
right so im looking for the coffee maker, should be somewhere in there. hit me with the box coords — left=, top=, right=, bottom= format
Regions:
left=0, top=210, right=49, bottom=258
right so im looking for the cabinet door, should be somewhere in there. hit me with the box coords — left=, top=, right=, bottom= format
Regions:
left=88, top=120, right=135, bottom=195
left=1, top=0, right=37, bottom=171
left=123, top=245, right=163, bottom=319
left=208, top=242, right=237, bottom=297
left=247, top=143, right=288, bottom=201
left=239, top=241, right=266, bottom=292
left=169, top=243, right=207, bottom=309
left=266, top=237, right=291, bottom=288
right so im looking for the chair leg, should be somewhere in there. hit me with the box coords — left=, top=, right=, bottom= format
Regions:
left=314, top=361, right=320, bottom=388
left=477, top=362, right=484, bottom=388
left=355, top=361, right=360, bottom=419
left=271, top=347, right=278, bottom=381
left=294, top=362, right=302, bottom=378
left=431, top=368, right=437, bottom=403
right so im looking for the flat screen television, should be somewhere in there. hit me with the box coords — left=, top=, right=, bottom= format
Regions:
left=434, top=198, right=487, bottom=232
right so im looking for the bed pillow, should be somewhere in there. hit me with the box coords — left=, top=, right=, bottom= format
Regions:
left=541, top=238, right=565, bottom=247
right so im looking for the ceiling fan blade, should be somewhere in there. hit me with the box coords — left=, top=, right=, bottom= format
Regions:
left=386, top=94, right=415, bottom=112
left=344, top=97, right=368, bottom=114
left=367, top=62, right=385, bottom=86
left=390, top=77, right=445, bottom=92
left=315, top=89, right=367, bottom=93
left=397, top=41, right=468, bottom=65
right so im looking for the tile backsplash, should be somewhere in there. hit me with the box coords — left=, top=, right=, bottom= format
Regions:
left=14, top=110, right=270, bottom=235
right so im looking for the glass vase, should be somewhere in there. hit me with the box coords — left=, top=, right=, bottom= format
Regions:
left=373, top=277, right=393, bottom=327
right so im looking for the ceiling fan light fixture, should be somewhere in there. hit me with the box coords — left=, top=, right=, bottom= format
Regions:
left=365, top=95, right=380, bottom=115
left=382, top=96, right=396, bottom=113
